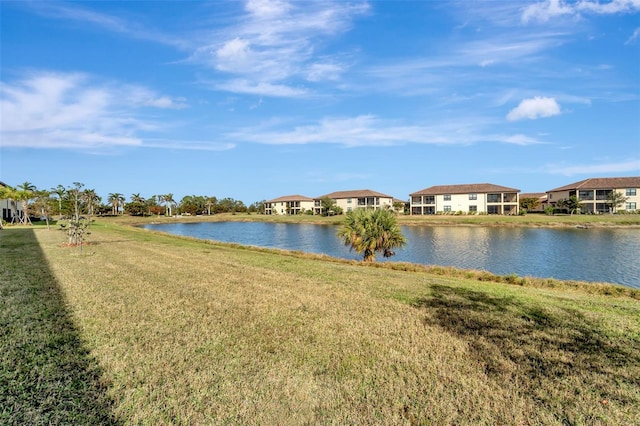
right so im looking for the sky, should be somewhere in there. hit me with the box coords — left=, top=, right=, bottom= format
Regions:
left=1, top=0, right=639, bottom=205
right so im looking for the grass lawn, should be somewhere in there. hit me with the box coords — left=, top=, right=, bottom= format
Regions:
left=1, top=221, right=639, bottom=425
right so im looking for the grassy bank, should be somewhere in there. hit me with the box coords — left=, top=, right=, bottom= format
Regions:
left=92, top=211, right=640, bottom=229
left=2, top=223, right=639, bottom=424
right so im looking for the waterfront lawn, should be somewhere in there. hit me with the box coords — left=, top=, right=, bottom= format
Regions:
left=1, top=223, right=639, bottom=425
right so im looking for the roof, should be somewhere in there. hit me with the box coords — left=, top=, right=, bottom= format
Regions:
left=547, top=177, right=640, bottom=192
left=520, top=192, right=547, bottom=199
left=410, top=183, right=520, bottom=196
left=315, top=189, right=395, bottom=200
left=266, top=195, right=314, bottom=203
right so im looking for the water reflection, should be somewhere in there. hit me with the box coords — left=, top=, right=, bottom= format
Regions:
left=142, top=222, right=639, bottom=288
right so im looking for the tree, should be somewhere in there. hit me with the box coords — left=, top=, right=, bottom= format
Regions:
left=520, top=197, right=541, bottom=212
left=337, top=208, right=407, bottom=262
left=162, top=194, right=175, bottom=216
left=205, top=196, right=218, bottom=215
left=605, top=190, right=627, bottom=213
left=107, top=192, right=125, bottom=215
left=32, top=189, right=54, bottom=229
left=557, top=195, right=581, bottom=215
left=51, top=184, right=66, bottom=215
left=320, top=197, right=343, bottom=216
left=15, top=182, right=36, bottom=225
left=82, top=189, right=101, bottom=216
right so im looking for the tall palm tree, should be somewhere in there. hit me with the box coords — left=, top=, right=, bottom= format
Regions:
left=107, top=193, right=125, bottom=215
left=15, top=182, right=36, bottom=225
left=51, top=184, right=66, bottom=215
left=162, top=193, right=175, bottom=216
left=338, top=208, right=406, bottom=262
left=205, top=196, right=217, bottom=215
left=82, top=189, right=101, bottom=216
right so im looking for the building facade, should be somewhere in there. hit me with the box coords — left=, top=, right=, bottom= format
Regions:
left=546, top=177, right=640, bottom=213
left=409, top=183, right=520, bottom=215
left=313, top=189, right=396, bottom=215
left=0, top=181, right=24, bottom=223
left=264, top=195, right=315, bottom=215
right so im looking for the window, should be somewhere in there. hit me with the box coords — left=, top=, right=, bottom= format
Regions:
left=443, top=194, right=451, bottom=201
left=626, top=188, right=637, bottom=196
left=578, top=190, right=594, bottom=200
left=425, top=196, right=435, bottom=204
left=443, top=206, right=451, bottom=212
left=626, top=202, right=637, bottom=210
left=487, top=194, right=500, bottom=203
left=469, top=194, right=477, bottom=200
left=347, top=198, right=352, bottom=204
left=469, top=205, right=477, bottom=212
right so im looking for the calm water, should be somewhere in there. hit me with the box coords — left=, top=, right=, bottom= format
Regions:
left=142, top=222, right=640, bottom=288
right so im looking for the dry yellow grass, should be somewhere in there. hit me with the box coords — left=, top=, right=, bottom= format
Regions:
left=2, top=222, right=639, bottom=425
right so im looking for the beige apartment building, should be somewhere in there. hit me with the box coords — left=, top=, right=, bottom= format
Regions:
left=546, top=177, right=640, bottom=213
left=313, top=189, right=396, bottom=215
left=264, top=195, right=314, bottom=215
left=1, top=181, right=24, bottom=223
left=409, top=183, right=520, bottom=215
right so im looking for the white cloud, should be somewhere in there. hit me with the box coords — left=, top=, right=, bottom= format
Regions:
left=215, top=79, right=308, bottom=97
left=626, top=27, right=640, bottom=44
left=522, top=0, right=574, bottom=23
left=193, top=0, right=369, bottom=96
left=0, top=71, right=192, bottom=150
left=507, top=97, right=561, bottom=121
left=227, top=115, right=544, bottom=147
left=522, top=0, right=640, bottom=23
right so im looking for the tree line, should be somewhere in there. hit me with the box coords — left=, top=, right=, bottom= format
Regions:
left=0, top=181, right=266, bottom=226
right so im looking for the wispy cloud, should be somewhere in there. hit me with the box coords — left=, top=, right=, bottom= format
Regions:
left=522, top=0, right=640, bottom=23
left=227, top=115, right=545, bottom=147
left=24, top=1, right=189, bottom=48
left=626, top=27, right=640, bottom=44
left=191, top=0, right=369, bottom=97
left=545, top=159, right=640, bottom=175
left=507, top=96, right=561, bottom=121
left=0, top=71, right=228, bottom=151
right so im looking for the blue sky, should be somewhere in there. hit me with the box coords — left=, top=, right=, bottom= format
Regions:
left=1, top=0, right=639, bottom=205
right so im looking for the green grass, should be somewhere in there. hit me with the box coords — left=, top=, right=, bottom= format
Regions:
left=1, top=222, right=639, bottom=425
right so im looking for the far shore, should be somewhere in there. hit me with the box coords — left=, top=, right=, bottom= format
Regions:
left=75, top=211, right=640, bottom=229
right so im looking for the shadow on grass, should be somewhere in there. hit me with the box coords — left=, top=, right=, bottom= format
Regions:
left=413, top=285, right=640, bottom=421
left=0, top=229, right=120, bottom=425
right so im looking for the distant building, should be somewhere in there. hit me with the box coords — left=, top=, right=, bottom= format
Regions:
left=313, top=189, right=396, bottom=215
left=0, top=181, right=23, bottom=223
left=409, top=183, right=520, bottom=215
left=546, top=177, right=640, bottom=213
left=264, top=195, right=314, bottom=215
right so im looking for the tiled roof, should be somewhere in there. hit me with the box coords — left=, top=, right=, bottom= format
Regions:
left=520, top=192, right=547, bottom=199
left=266, top=195, right=314, bottom=203
left=315, top=189, right=395, bottom=200
left=547, top=177, right=640, bottom=192
left=410, top=183, right=520, bottom=196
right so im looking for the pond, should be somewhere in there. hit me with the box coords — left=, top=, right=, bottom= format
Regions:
left=141, top=222, right=640, bottom=289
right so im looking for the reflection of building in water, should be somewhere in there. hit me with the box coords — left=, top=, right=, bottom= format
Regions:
left=409, top=183, right=520, bottom=215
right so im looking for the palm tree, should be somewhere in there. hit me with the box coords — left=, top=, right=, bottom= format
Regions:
left=162, top=194, right=175, bottom=216
left=205, top=196, right=217, bottom=215
left=338, top=208, right=406, bottom=262
left=107, top=193, right=125, bottom=215
left=51, top=184, right=66, bottom=215
left=82, top=189, right=101, bottom=216
left=15, top=182, right=36, bottom=225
